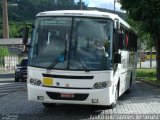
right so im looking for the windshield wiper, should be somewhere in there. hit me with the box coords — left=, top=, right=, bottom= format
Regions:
left=80, top=59, right=89, bottom=72
left=47, top=50, right=67, bottom=70
left=47, top=36, right=68, bottom=70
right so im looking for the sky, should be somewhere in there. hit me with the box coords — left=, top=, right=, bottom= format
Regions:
left=75, top=0, right=122, bottom=12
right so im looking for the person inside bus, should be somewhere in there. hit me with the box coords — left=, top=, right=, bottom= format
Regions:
left=89, top=40, right=109, bottom=69
left=100, top=41, right=109, bottom=68
left=92, top=40, right=109, bottom=57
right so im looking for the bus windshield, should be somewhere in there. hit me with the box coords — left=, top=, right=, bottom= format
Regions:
left=29, top=17, right=113, bottom=70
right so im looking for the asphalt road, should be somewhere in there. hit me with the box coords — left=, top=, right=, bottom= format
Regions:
left=0, top=74, right=160, bottom=120
left=0, top=73, right=15, bottom=83
left=0, top=82, right=26, bottom=98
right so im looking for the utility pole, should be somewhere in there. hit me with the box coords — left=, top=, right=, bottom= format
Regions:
left=54, top=0, right=57, bottom=4
left=150, top=48, right=153, bottom=68
left=80, top=0, right=82, bottom=10
left=2, top=0, right=9, bottom=39
left=114, top=0, right=116, bottom=13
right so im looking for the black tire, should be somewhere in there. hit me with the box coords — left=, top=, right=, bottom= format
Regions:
left=125, top=89, right=131, bottom=94
left=15, top=78, right=19, bottom=82
left=22, top=78, right=27, bottom=82
left=94, top=86, right=118, bottom=109
left=42, top=103, right=56, bottom=108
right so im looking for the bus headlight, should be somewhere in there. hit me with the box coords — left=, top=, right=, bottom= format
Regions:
left=93, top=81, right=111, bottom=89
left=30, top=78, right=42, bottom=86
left=30, top=78, right=34, bottom=84
left=36, top=80, right=42, bottom=86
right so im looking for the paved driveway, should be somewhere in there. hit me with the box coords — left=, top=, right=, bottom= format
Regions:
left=0, top=81, right=160, bottom=120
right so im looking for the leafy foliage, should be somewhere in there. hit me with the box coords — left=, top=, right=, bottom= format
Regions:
left=9, top=22, right=23, bottom=38
left=127, top=18, right=153, bottom=50
left=137, top=69, right=156, bottom=81
left=0, top=0, right=88, bottom=38
left=0, top=47, right=10, bottom=57
left=120, top=0, right=160, bottom=36
left=7, top=0, right=87, bottom=21
left=119, top=0, right=160, bottom=81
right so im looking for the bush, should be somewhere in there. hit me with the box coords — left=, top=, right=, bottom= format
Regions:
left=0, top=47, right=10, bottom=57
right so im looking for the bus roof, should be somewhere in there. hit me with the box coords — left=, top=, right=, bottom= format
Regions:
left=36, top=10, right=130, bottom=29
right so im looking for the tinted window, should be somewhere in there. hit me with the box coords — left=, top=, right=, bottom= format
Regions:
left=21, top=59, right=28, bottom=66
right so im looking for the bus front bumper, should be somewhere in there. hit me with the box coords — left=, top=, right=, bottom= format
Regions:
left=27, top=84, right=114, bottom=106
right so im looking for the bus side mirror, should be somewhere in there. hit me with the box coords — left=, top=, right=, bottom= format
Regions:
left=114, top=19, right=120, bottom=30
left=114, top=53, right=121, bottom=63
left=22, top=26, right=29, bottom=45
left=118, top=33, right=124, bottom=49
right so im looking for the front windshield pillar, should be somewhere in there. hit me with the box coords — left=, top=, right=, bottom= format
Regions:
left=67, top=17, right=74, bottom=70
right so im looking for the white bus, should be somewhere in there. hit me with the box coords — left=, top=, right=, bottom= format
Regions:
left=25, top=10, right=137, bottom=108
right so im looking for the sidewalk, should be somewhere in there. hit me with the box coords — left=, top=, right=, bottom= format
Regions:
left=137, top=78, right=160, bottom=88
left=0, top=69, right=14, bottom=74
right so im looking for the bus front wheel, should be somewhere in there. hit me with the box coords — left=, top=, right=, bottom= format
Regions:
left=109, top=85, right=119, bottom=109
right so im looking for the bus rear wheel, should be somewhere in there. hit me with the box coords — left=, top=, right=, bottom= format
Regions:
left=125, top=74, right=132, bottom=94
left=42, top=103, right=56, bottom=108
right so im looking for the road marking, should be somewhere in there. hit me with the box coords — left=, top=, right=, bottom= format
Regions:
left=0, top=89, right=25, bottom=92
left=0, top=82, right=26, bottom=86
left=0, top=81, right=26, bottom=98
left=0, top=93, right=9, bottom=96
left=0, top=86, right=26, bottom=90
left=0, top=83, right=12, bottom=85
left=0, top=83, right=26, bottom=86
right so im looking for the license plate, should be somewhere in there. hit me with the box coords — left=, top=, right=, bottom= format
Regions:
left=60, top=93, right=75, bottom=98
left=43, top=77, right=53, bottom=86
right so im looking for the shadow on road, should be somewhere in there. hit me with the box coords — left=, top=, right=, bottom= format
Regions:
left=40, top=104, right=108, bottom=120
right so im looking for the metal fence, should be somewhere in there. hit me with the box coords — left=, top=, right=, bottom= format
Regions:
left=0, top=56, right=23, bottom=73
left=0, top=43, right=25, bottom=73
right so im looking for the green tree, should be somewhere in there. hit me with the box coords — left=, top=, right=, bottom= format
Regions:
left=0, top=47, right=10, bottom=67
left=9, top=22, right=23, bottom=38
left=76, top=1, right=88, bottom=10
left=7, top=0, right=87, bottom=21
left=0, top=0, right=88, bottom=38
left=127, top=19, right=153, bottom=50
left=0, top=47, right=10, bottom=57
left=119, top=0, right=160, bottom=81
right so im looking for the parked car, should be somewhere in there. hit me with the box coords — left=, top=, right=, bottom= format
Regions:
left=15, top=58, right=28, bottom=82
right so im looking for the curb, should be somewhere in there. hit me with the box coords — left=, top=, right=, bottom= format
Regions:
left=137, top=78, right=160, bottom=88
left=0, top=72, right=14, bottom=74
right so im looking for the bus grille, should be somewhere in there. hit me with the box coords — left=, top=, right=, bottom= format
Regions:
left=46, top=92, right=89, bottom=101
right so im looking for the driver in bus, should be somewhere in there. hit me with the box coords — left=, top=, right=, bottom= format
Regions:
left=93, top=40, right=109, bottom=58
left=96, top=40, right=110, bottom=68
